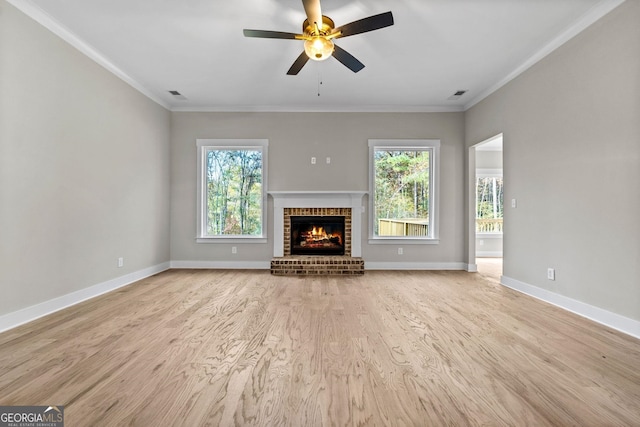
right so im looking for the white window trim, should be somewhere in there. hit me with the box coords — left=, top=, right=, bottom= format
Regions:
left=368, top=139, right=440, bottom=244
left=196, top=139, right=268, bottom=243
left=476, top=233, right=503, bottom=239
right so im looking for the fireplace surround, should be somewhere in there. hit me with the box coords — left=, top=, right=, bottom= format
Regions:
left=269, top=191, right=366, bottom=275
left=284, top=208, right=351, bottom=255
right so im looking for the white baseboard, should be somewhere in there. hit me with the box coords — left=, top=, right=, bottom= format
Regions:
left=172, top=260, right=471, bottom=271
left=171, top=260, right=469, bottom=271
left=501, top=276, right=640, bottom=340
left=0, top=262, right=170, bottom=334
left=466, top=264, right=478, bottom=272
left=13, top=263, right=635, bottom=342
left=365, top=262, right=467, bottom=270
left=171, top=260, right=473, bottom=271
left=170, top=260, right=270, bottom=269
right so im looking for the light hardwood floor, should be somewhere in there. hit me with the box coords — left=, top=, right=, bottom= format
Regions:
left=476, top=257, right=503, bottom=282
left=1, top=269, right=639, bottom=426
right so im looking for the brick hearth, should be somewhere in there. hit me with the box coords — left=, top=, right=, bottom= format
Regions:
left=271, top=256, right=364, bottom=276
left=271, top=206, right=364, bottom=275
left=269, top=192, right=366, bottom=276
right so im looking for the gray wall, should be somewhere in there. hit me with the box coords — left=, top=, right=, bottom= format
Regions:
left=3, top=0, right=637, bottom=328
left=170, top=112, right=465, bottom=265
left=465, top=0, right=640, bottom=321
left=0, top=1, right=171, bottom=316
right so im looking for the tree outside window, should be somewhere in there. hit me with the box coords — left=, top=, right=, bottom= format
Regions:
left=476, top=175, right=503, bottom=233
left=369, top=140, right=440, bottom=241
left=197, top=140, right=268, bottom=240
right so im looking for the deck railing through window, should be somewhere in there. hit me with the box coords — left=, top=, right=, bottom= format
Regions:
left=476, top=218, right=503, bottom=233
left=378, top=219, right=429, bottom=237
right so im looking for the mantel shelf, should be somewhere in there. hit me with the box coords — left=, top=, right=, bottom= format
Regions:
left=269, top=191, right=367, bottom=198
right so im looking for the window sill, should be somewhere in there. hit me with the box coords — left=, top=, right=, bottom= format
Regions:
left=368, top=238, right=440, bottom=245
left=475, top=233, right=503, bottom=239
left=196, top=237, right=268, bottom=244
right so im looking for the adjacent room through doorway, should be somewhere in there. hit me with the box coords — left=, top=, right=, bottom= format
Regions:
left=473, top=134, right=503, bottom=278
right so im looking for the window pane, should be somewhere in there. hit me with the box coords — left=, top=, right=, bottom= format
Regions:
left=374, top=149, right=430, bottom=237
left=205, top=149, right=262, bottom=236
left=475, top=176, right=503, bottom=233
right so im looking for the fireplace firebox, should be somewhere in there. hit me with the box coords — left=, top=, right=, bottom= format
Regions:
left=290, top=216, right=345, bottom=256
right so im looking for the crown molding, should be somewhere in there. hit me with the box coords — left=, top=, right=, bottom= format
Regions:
left=7, top=0, right=171, bottom=110
left=9, top=0, right=623, bottom=115
left=464, top=0, right=626, bottom=110
left=170, top=104, right=465, bottom=113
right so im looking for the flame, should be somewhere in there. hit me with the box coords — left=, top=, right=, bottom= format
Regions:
left=303, top=226, right=342, bottom=245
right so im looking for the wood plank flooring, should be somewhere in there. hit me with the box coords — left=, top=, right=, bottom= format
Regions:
left=1, top=269, right=639, bottom=426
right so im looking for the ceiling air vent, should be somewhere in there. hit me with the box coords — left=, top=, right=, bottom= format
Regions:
left=168, top=90, right=188, bottom=101
left=447, top=90, right=468, bottom=101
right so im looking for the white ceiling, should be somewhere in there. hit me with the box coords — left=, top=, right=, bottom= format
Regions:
left=13, top=0, right=622, bottom=112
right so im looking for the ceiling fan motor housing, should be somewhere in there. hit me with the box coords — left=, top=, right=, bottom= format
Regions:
left=302, top=15, right=336, bottom=61
left=303, top=15, right=335, bottom=36
left=243, top=4, right=394, bottom=75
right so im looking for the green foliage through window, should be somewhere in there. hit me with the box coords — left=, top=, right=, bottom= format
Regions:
left=476, top=176, right=503, bottom=233
left=374, top=149, right=431, bottom=237
left=476, top=177, right=503, bottom=220
left=205, top=149, right=263, bottom=236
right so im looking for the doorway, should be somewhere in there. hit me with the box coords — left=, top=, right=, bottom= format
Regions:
left=469, top=134, right=503, bottom=280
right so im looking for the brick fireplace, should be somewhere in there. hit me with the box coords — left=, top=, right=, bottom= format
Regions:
left=269, top=191, right=366, bottom=275
left=285, top=208, right=350, bottom=256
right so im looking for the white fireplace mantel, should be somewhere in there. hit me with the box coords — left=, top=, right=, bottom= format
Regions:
left=269, top=191, right=367, bottom=257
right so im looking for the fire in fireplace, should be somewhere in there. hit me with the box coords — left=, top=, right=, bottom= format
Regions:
left=290, top=216, right=345, bottom=256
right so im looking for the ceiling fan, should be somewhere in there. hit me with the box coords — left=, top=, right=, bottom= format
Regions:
left=243, top=0, right=394, bottom=75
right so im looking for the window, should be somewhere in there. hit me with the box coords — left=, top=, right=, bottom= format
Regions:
left=369, top=139, right=440, bottom=242
left=476, top=170, right=503, bottom=234
left=196, top=139, right=268, bottom=242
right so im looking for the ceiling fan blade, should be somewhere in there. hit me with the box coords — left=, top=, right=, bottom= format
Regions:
left=243, top=29, right=301, bottom=39
left=332, top=44, right=365, bottom=73
left=333, top=11, right=394, bottom=38
left=302, top=0, right=323, bottom=28
left=287, top=51, right=310, bottom=75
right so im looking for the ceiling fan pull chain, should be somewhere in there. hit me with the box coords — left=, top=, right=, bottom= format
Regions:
left=317, top=73, right=323, bottom=96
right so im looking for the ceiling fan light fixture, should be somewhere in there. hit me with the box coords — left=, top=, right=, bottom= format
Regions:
left=304, top=37, right=334, bottom=61
left=243, top=3, right=394, bottom=74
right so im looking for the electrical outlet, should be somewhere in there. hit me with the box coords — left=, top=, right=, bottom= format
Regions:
left=118, top=257, right=124, bottom=268
left=326, top=157, right=331, bottom=164
left=232, top=246, right=237, bottom=254
left=511, top=198, right=517, bottom=208
left=398, top=247, right=403, bottom=255
left=311, top=157, right=316, bottom=165
left=547, top=268, right=555, bottom=280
